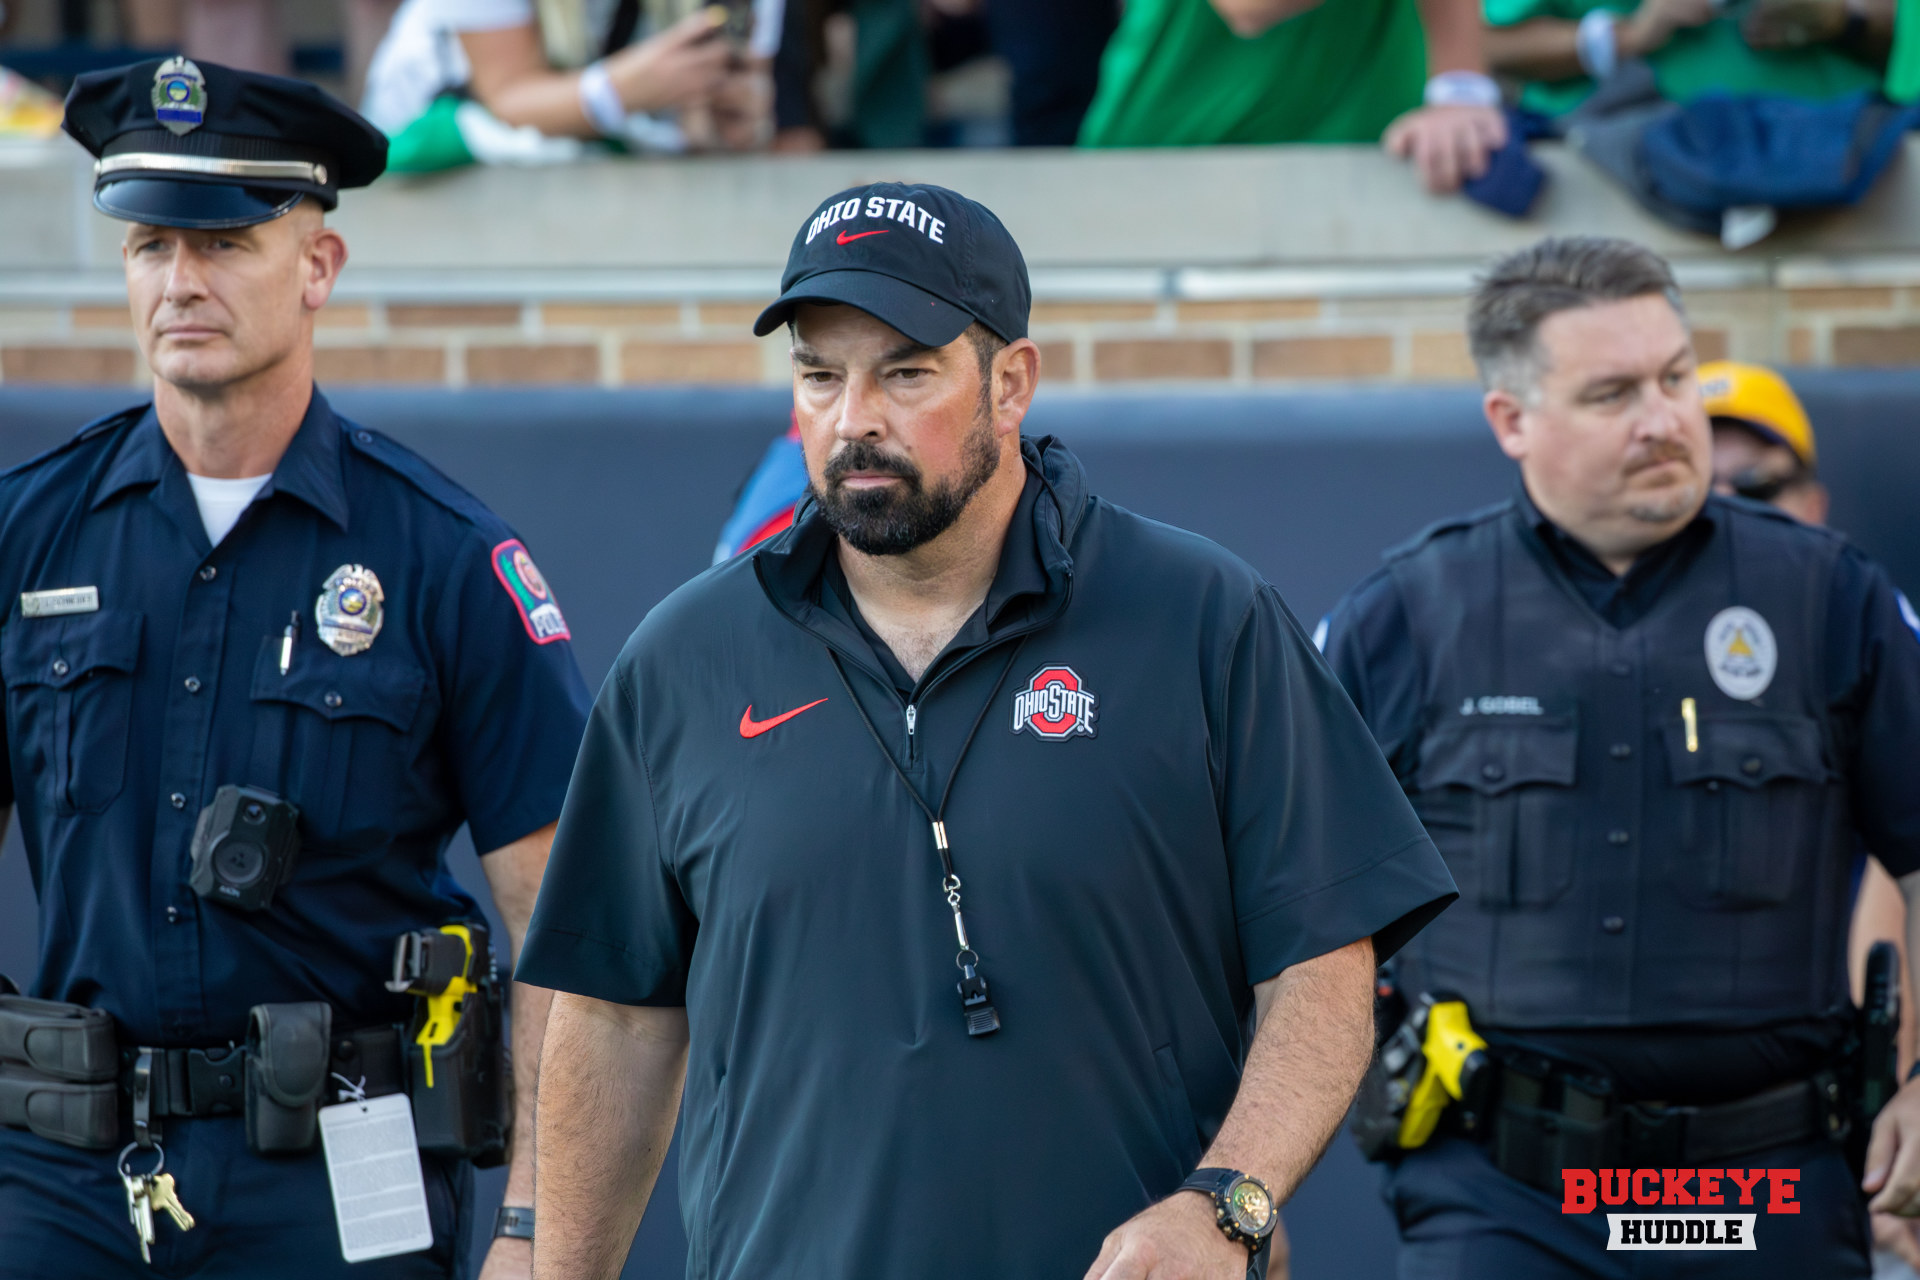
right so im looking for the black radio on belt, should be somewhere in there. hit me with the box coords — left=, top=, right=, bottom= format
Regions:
left=188, top=785, right=301, bottom=912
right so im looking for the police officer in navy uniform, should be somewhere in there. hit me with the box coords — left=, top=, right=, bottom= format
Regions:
left=0, top=60, right=589, bottom=1278
left=1321, top=236, right=1920, bottom=1276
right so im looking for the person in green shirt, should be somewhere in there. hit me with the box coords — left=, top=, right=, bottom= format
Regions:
left=1079, top=0, right=1509, bottom=194
left=1485, top=0, right=1897, bottom=117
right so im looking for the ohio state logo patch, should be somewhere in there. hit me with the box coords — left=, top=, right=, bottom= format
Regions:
left=1011, top=665, right=1097, bottom=740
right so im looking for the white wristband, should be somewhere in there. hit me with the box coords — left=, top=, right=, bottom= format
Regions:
left=1575, top=9, right=1620, bottom=80
left=1423, top=70, right=1501, bottom=109
left=576, top=60, right=627, bottom=138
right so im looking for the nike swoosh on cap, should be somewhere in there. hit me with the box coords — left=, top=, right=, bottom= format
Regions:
left=836, top=229, right=889, bottom=245
left=739, top=698, right=829, bottom=738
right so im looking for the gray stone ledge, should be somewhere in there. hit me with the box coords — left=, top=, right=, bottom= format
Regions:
left=9, top=133, right=1920, bottom=290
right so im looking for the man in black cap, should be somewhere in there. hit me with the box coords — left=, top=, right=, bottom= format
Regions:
left=0, top=59, right=590, bottom=1278
left=516, top=182, right=1458, bottom=1280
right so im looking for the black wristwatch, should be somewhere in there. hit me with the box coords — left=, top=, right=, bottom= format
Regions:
left=493, top=1205, right=535, bottom=1241
left=1179, top=1168, right=1276, bottom=1255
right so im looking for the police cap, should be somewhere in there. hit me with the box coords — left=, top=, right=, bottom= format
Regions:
left=63, top=58, right=387, bottom=230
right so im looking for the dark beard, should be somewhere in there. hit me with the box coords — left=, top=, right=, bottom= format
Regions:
left=811, top=410, right=1000, bottom=556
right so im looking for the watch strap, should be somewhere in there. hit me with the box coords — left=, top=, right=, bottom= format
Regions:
left=493, top=1205, right=535, bottom=1240
left=1180, top=1167, right=1241, bottom=1198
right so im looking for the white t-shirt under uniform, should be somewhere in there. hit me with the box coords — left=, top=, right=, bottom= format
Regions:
left=187, top=472, right=272, bottom=547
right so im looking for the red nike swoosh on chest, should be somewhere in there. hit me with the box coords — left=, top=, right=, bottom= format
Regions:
left=836, top=229, right=889, bottom=244
left=739, top=698, right=829, bottom=738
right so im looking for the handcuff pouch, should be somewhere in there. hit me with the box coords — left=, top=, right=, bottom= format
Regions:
left=245, top=1001, right=333, bottom=1154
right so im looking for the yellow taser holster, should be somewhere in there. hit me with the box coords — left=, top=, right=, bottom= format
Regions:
left=1396, top=1000, right=1492, bottom=1149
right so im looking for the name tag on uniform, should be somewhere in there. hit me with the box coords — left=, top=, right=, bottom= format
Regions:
left=20, top=586, right=99, bottom=618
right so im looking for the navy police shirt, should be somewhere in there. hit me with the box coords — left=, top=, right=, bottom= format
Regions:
left=518, top=436, right=1455, bottom=1280
left=0, top=390, right=591, bottom=1045
left=1321, top=487, right=1920, bottom=1099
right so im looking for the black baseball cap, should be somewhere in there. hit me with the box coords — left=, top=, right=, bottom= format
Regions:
left=64, top=57, right=387, bottom=229
left=754, top=183, right=1031, bottom=348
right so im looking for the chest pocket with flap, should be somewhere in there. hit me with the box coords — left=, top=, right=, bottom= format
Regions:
left=1414, top=715, right=1580, bottom=909
left=250, top=638, right=427, bottom=847
left=1661, top=712, right=1831, bottom=909
left=1, top=609, right=144, bottom=814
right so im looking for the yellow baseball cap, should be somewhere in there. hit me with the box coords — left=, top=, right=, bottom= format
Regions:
left=1698, top=360, right=1816, bottom=468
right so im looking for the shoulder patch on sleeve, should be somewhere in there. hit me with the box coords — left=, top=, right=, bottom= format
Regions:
left=491, top=539, right=571, bottom=644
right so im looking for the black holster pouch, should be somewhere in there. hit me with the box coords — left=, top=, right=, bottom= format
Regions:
left=245, top=1001, right=333, bottom=1155
left=406, top=974, right=510, bottom=1167
left=1849, top=941, right=1901, bottom=1178
left=1487, top=1050, right=1616, bottom=1194
left=0, top=994, right=119, bottom=1149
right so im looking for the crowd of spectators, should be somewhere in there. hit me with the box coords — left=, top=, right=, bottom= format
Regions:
left=2, top=0, right=1918, bottom=207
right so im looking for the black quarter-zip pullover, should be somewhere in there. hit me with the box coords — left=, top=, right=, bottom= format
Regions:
left=519, top=436, right=1455, bottom=1280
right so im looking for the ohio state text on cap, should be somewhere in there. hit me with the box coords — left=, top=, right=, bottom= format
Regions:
left=754, top=183, right=1032, bottom=349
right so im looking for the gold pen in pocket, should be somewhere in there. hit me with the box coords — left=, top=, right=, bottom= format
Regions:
left=1681, top=697, right=1698, bottom=753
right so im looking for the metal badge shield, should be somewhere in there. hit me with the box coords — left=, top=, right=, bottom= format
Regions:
left=1704, top=606, right=1777, bottom=701
left=315, top=564, right=385, bottom=656
left=151, top=57, right=207, bottom=135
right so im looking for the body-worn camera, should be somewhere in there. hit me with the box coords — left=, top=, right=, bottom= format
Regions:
left=189, top=785, right=301, bottom=912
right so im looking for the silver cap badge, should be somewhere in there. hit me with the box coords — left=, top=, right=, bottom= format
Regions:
left=315, top=564, right=385, bottom=656
left=151, top=57, right=208, bottom=136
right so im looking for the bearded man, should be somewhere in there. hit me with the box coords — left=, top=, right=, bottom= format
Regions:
left=515, top=182, right=1457, bottom=1280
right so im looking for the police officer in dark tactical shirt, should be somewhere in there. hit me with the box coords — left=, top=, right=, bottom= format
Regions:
left=1322, top=236, right=1920, bottom=1277
left=516, top=182, right=1458, bottom=1280
left=0, top=61, right=589, bottom=1278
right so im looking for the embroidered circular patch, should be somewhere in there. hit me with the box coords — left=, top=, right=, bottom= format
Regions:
left=1703, top=606, right=1777, bottom=701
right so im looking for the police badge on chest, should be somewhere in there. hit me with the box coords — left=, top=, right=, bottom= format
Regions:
left=315, top=564, right=385, bottom=656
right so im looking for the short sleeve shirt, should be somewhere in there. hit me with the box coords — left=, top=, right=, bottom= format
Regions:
left=1078, top=0, right=1426, bottom=146
left=0, top=390, right=591, bottom=1044
left=1318, top=491, right=1920, bottom=1097
left=518, top=438, right=1454, bottom=1279
left=1322, top=491, right=1920, bottom=875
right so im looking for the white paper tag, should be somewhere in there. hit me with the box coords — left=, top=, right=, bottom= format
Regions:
left=318, top=1093, right=435, bottom=1263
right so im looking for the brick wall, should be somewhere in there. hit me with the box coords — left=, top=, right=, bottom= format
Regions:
left=0, top=282, right=1910, bottom=388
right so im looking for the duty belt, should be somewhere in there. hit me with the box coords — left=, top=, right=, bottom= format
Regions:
left=1483, top=1050, right=1846, bottom=1194
left=124, top=1025, right=408, bottom=1146
left=0, top=992, right=406, bottom=1151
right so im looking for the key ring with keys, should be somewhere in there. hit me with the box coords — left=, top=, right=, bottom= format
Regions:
left=118, top=1141, right=165, bottom=1181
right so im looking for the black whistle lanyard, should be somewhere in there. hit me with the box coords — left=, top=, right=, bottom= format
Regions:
left=828, top=636, right=1028, bottom=1038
